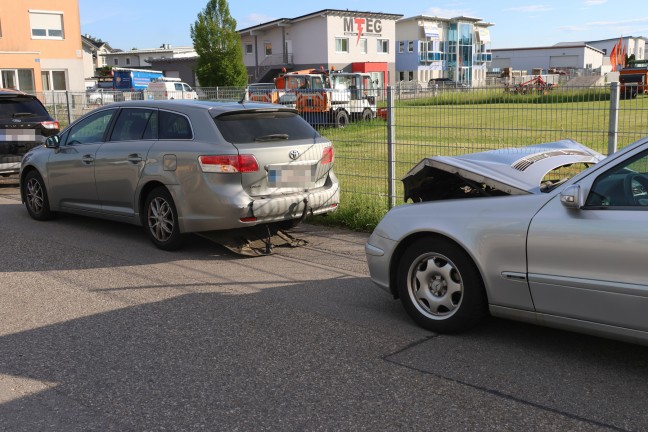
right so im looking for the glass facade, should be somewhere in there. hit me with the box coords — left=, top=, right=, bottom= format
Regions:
left=447, top=22, right=473, bottom=85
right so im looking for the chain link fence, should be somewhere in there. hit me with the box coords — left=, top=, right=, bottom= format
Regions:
left=33, top=83, right=648, bottom=226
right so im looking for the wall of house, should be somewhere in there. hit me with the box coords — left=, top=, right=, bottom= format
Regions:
left=0, top=0, right=84, bottom=91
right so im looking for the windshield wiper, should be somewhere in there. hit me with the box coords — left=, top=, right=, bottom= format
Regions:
left=254, top=133, right=289, bottom=142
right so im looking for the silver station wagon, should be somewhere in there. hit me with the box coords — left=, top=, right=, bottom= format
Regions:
left=20, top=100, right=339, bottom=249
left=366, top=138, right=648, bottom=346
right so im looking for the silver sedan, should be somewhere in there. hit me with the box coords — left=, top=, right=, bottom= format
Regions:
left=366, top=138, right=648, bottom=345
left=20, top=100, right=339, bottom=250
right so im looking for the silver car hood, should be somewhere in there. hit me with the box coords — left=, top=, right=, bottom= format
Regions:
left=403, top=139, right=605, bottom=202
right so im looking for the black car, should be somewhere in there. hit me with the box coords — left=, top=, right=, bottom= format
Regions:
left=428, top=78, right=469, bottom=89
left=0, top=89, right=59, bottom=176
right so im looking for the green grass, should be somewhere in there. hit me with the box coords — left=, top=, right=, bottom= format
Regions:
left=309, top=92, right=648, bottom=232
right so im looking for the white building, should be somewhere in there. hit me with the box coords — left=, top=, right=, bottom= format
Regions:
left=395, top=15, right=493, bottom=87
left=491, top=44, right=604, bottom=74
left=582, top=36, right=647, bottom=73
left=238, top=9, right=403, bottom=86
left=81, top=35, right=113, bottom=79
left=102, top=45, right=196, bottom=69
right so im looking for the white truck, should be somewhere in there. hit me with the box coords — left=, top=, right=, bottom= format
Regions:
left=144, top=77, right=198, bottom=100
left=295, top=72, right=377, bottom=128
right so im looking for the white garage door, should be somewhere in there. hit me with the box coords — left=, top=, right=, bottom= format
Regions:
left=550, top=56, right=579, bottom=68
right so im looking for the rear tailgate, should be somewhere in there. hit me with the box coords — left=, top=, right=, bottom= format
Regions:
left=213, top=108, right=333, bottom=197
left=0, top=95, right=59, bottom=165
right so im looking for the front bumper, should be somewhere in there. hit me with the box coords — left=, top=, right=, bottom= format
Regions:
left=365, top=232, right=398, bottom=295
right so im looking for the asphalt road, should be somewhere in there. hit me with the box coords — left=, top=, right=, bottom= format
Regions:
left=1, top=177, right=647, bottom=431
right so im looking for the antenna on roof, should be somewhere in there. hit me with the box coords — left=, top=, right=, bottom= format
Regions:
left=238, top=90, right=247, bottom=104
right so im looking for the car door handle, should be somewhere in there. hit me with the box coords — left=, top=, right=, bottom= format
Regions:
left=82, top=154, right=95, bottom=164
left=127, top=154, right=143, bottom=163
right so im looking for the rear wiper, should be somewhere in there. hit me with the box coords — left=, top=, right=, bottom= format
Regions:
left=254, top=133, right=289, bottom=142
left=13, top=112, right=38, bottom=118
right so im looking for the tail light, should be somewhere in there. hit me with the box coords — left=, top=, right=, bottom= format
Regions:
left=40, top=121, right=60, bottom=130
left=321, top=146, right=334, bottom=165
left=199, top=155, right=259, bottom=173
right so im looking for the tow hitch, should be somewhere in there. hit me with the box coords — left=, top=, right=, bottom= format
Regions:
left=197, top=224, right=308, bottom=257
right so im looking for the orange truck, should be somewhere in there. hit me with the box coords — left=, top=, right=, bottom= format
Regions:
left=246, top=69, right=328, bottom=106
left=246, top=69, right=377, bottom=128
left=619, top=60, right=648, bottom=99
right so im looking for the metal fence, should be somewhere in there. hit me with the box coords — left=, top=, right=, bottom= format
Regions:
left=35, top=83, right=648, bottom=217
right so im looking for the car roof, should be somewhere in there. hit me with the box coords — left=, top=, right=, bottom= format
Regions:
left=108, top=100, right=296, bottom=116
left=402, top=139, right=605, bottom=197
left=0, top=88, right=35, bottom=98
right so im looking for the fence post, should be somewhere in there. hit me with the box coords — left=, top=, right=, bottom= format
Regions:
left=65, top=91, right=72, bottom=125
left=608, top=81, right=620, bottom=155
left=52, top=91, right=58, bottom=120
left=387, top=86, right=396, bottom=209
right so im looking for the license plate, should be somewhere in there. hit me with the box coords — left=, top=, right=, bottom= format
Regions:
left=268, top=164, right=314, bottom=187
left=0, top=129, right=37, bottom=141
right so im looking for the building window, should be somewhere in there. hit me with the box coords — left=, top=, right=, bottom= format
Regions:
left=335, top=38, right=349, bottom=53
left=377, top=39, right=389, bottom=54
left=245, top=44, right=253, bottom=54
left=408, top=71, right=414, bottom=81
left=29, top=11, right=64, bottom=39
left=359, top=38, right=367, bottom=54
left=126, top=58, right=131, bottom=66
left=114, top=58, right=119, bottom=66
left=41, top=70, right=66, bottom=91
left=399, top=41, right=405, bottom=53
left=264, top=42, right=272, bottom=56
left=1, top=70, right=35, bottom=91
left=408, top=41, right=414, bottom=52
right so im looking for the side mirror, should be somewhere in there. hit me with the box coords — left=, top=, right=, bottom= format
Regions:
left=45, top=135, right=60, bottom=149
left=560, top=185, right=583, bottom=209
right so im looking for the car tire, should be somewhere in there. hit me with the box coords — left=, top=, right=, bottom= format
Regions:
left=361, top=108, right=373, bottom=121
left=396, top=237, right=487, bottom=333
left=23, top=170, right=56, bottom=221
left=334, top=110, right=349, bottom=128
left=144, top=187, right=183, bottom=250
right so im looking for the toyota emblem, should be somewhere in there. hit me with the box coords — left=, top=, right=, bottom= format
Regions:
left=289, top=149, right=300, bottom=160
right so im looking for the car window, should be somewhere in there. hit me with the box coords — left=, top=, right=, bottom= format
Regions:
left=66, top=109, right=116, bottom=145
left=174, top=83, right=183, bottom=91
left=586, top=149, right=648, bottom=207
left=214, top=110, right=320, bottom=144
left=182, top=84, right=192, bottom=92
left=159, top=111, right=192, bottom=140
left=109, top=108, right=156, bottom=141
left=0, top=96, right=51, bottom=118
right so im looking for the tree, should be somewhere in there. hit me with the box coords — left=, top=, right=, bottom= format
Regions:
left=191, top=0, right=248, bottom=87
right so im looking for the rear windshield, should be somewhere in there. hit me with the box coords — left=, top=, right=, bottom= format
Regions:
left=0, top=96, right=51, bottom=119
left=214, top=110, right=320, bottom=144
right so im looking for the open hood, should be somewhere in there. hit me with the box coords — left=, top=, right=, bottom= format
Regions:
left=402, top=139, right=605, bottom=202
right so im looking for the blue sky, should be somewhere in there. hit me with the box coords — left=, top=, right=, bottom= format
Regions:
left=79, top=0, right=646, bottom=50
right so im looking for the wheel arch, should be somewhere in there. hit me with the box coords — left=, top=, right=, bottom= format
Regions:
left=388, top=231, right=488, bottom=301
left=138, top=180, right=169, bottom=225
left=19, top=165, right=42, bottom=204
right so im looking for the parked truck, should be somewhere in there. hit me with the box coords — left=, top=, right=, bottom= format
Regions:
left=296, top=71, right=377, bottom=128
left=247, top=69, right=376, bottom=128
left=619, top=60, right=648, bottom=99
left=112, top=68, right=164, bottom=94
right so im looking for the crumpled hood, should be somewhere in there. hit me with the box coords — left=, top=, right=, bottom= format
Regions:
left=402, top=139, right=605, bottom=202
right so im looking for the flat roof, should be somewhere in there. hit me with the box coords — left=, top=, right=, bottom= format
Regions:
left=238, top=9, right=403, bottom=33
